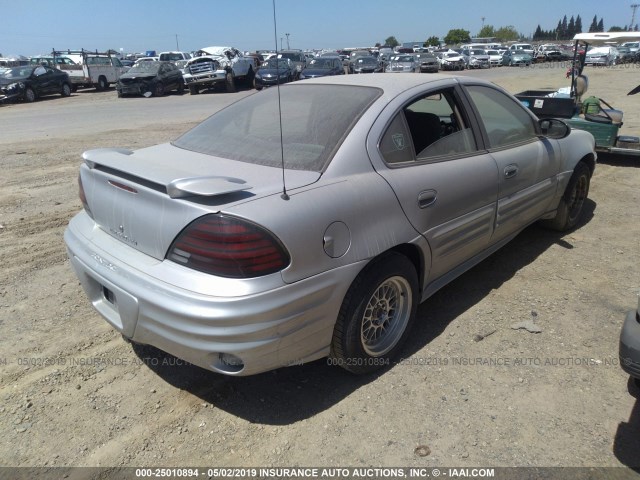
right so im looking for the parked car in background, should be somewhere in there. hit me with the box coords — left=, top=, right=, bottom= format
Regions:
left=183, top=46, right=255, bottom=94
left=116, top=61, right=184, bottom=97
left=616, top=46, right=635, bottom=63
left=134, top=57, right=159, bottom=66
left=253, top=58, right=294, bottom=90
left=277, top=50, right=307, bottom=79
left=462, top=48, right=491, bottom=69
left=0, top=64, right=71, bottom=102
left=64, top=74, right=596, bottom=377
left=415, top=52, right=439, bottom=72
left=542, top=50, right=571, bottom=62
left=485, top=49, right=502, bottom=67
left=158, top=51, right=192, bottom=74
left=501, top=50, right=532, bottom=66
left=385, top=54, right=418, bottom=73
left=585, top=46, right=618, bottom=66
left=352, top=56, right=383, bottom=73
left=299, top=56, right=344, bottom=78
left=620, top=296, right=640, bottom=386
left=437, top=51, right=465, bottom=70
left=508, top=43, right=534, bottom=56
left=348, top=50, right=371, bottom=73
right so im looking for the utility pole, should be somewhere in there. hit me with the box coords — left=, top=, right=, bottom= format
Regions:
left=481, top=16, right=485, bottom=30
left=280, top=37, right=283, bottom=50
left=286, top=33, right=290, bottom=49
left=175, top=34, right=180, bottom=51
left=631, top=4, right=639, bottom=30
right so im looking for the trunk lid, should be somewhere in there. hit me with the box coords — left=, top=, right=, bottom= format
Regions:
left=80, top=143, right=320, bottom=260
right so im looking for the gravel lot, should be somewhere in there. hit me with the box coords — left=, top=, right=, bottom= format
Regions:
left=1, top=64, right=639, bottom=475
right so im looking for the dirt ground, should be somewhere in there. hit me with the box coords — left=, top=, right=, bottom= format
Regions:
left=1, top=64, right=639, bottom=474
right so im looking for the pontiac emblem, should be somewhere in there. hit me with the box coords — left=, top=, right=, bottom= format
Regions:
left=392, top=133, right=406, bottom=150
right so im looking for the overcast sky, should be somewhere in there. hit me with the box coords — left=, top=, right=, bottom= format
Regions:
left=1, top=0, right=634, bottom=56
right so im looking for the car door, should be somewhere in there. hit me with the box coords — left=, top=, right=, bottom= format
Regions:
left=462, top=84, right=560, bottom=243
left=367, top=84, right=499, bottom=284
left=33, top=66, right=55, bottom=95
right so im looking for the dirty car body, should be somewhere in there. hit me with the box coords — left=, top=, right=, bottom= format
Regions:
left=64, top=74, right=596, bottom=376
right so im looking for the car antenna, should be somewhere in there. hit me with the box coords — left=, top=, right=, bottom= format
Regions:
left=272, top=0, right=289, bottom=200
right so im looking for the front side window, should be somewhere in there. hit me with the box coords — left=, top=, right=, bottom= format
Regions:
left=465, top=85, right=537, bottom=149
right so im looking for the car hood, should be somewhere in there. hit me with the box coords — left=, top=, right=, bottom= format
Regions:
left=0, top=75, right=28, bottom=85
left=257, top=67, right=290, bottom=75
left=119, top=71, right=157, bottom=80
left=80, top=144, right=321, bottom=260
left=302, top=68, right=335, bottom=76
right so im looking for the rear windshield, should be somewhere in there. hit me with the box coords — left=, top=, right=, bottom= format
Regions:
left=173, top=84, right=381, bottom=172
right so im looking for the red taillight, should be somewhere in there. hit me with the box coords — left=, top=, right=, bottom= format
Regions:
left=166, top=214, right=290, bottom=278
left=78, top=174, right=93, bottom=219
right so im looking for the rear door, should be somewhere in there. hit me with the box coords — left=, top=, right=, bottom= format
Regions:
left=367, top=83, right=499, bottom=283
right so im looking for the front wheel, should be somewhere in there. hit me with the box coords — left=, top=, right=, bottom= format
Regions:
left=225, top=72, right=236, bottom=93
left=153, top=82, right=165, bottom=97
left=330, top=252, right=419, bottom=374
left=542, top=162, right=591, bottom=231
left=24, top=87, right=36, bottom=103
left=188, top=84, right=199, bottom=95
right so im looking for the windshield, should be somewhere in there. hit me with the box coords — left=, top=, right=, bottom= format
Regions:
left=263, top=58, right=290, bottom=69
left=308, top=58, right=336, bottom=68
left=357, top=57, right=377, bottom=65
left=393, top=56, right=414, bottom=62
left=278, top=52, right=302, bottom=62
left=173, top=85, right=381, bottom=172
left=129, top=62, right=161, bottom=73
left=160, top=53, right=189, bottom=61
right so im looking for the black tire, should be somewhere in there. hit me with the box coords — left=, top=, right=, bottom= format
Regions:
left=245, top=67, right=255, bottom=88
left=176, top=82, right=184, bottom=94
left=542, top=162, right=591, bottom=231
left=330, top=252, right=419, bottom=374
left=153, top=82, right=165, bottom=97
left=96, top=76, right=108, bottom=91
left=225, top=71, right=236, bottom=93
left=24, top=87, right=36, bottom=103
left=188, top=84, right=199, bottom=95
left=61, top=83, right=71, bottom=97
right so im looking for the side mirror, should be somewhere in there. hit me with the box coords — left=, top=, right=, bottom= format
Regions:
left=539, top=118, right=571, bottom=139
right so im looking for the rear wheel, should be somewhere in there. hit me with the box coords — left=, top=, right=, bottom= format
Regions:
left=176, top=81, right=184, bottom=94
left=542, top=162, right=591, bottom=231
left=330, top=252, right=418, bottom=374
left=61, top=83, right=71, bottom=97
left=96, top=76, right=108, bottom=91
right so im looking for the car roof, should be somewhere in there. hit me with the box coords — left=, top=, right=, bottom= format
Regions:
left=296, top=71, right=489, bottom=97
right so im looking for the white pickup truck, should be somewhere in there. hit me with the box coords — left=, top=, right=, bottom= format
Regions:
left=182, top=46, right=255, bottom=94
left=52, top=50, right=128, bottom=91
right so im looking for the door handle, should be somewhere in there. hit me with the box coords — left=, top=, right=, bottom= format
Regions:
left=418, top=189, right=437, bottom=209
left=504, top=164, right=519, bottom=179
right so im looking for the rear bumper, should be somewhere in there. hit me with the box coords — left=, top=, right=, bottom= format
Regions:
left=64, top=212, right=363, bottom=376
left=620, top=308, right=640, bottom=379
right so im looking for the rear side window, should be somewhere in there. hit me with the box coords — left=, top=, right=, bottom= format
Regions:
left=173, top=85, right=381, bottom=172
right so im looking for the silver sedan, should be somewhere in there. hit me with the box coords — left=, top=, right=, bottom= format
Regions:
left=64, top=74, right=596, bottom=376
